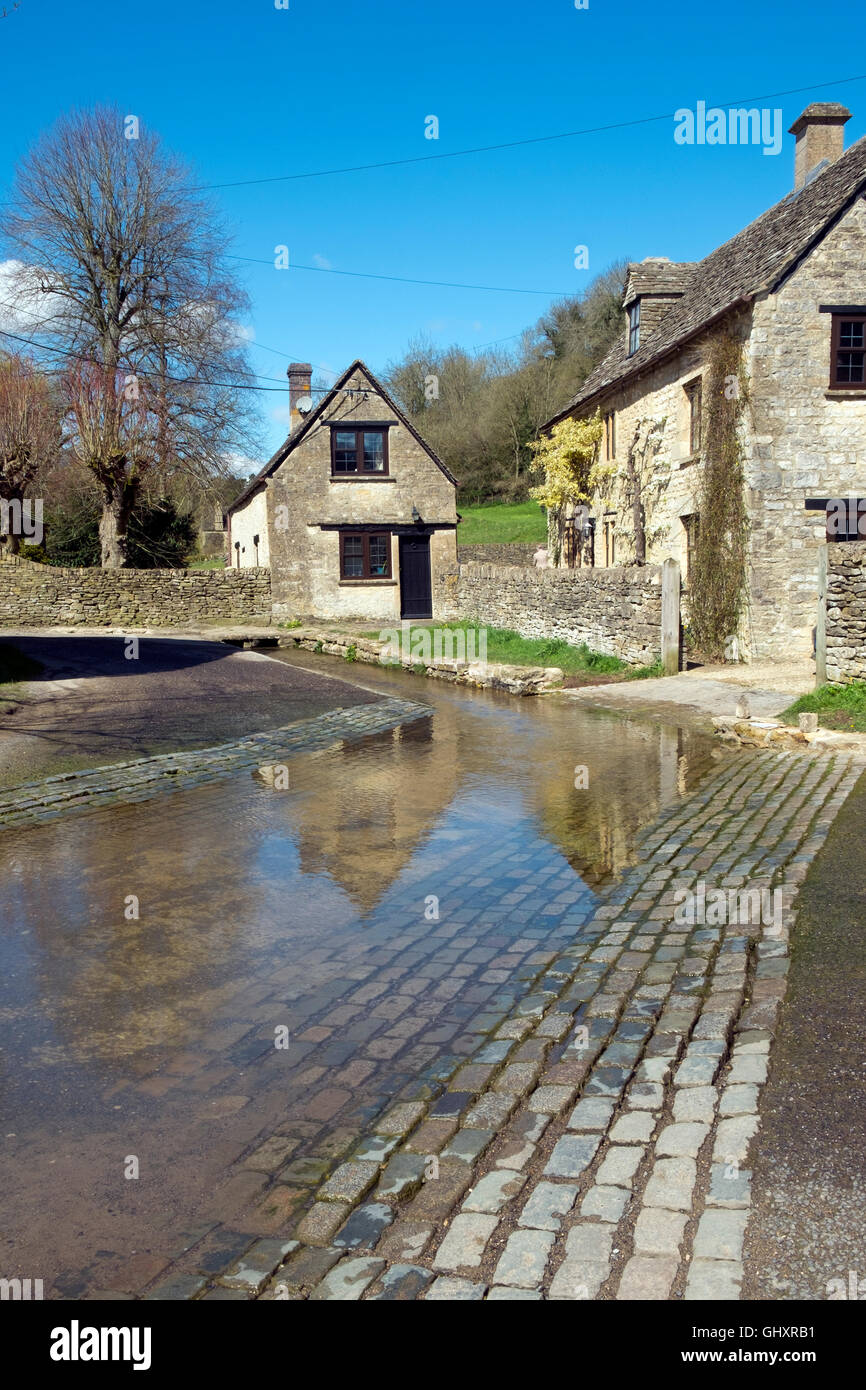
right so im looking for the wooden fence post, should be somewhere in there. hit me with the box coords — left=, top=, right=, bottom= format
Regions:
left=816, top=544, right=827, bottom=687
left=661, top=559, right=681, bottom=676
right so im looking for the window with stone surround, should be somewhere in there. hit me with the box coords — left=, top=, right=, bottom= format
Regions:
left=830, top=314, right=866, bottom=388
left=682, top=513, right=700, bottom=581
left=339, top=531, right=391, bottom=579
left=604, top=410, right=616, bottom=460
left=331, top=427, right=389, bottom=474
left=685, top=378, right=703, bottom=455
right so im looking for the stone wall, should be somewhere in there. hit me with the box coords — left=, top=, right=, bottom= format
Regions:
left=452, top=560, right=664, bottom=665
left=0, top=560, right=272, bottom=628
left=826, top=541, right=866, bottom=683
left=457, top=543, right=539, bottom=566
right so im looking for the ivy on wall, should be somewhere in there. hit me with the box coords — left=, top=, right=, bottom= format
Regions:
left=688, top=332, right=749, bottom=659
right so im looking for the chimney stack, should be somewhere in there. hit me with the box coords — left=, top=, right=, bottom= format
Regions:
left=789, top=103, right=852, bottom=191
left=287, top=362, right=312, bottom=432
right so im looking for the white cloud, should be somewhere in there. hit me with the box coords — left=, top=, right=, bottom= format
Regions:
left=0, top=259, right=64, bottom=338
left=312, top=253, right=332, bottom=270
left=271, top=405, right=294, bottom=426
left=224, top=451, right=260, bottom=477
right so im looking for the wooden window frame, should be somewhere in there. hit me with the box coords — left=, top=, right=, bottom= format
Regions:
left=830, top=314, right=866, bottom=389
left=330, top=426, right=390, bottom=476
left=339, top=530, right=392, bottom=580
left=685, top=378, right=703, bottom=454
left=628, top=301, right=640, bottom=356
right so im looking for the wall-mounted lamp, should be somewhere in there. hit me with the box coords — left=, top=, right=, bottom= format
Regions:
left=411, top=506, right=421, bottom=524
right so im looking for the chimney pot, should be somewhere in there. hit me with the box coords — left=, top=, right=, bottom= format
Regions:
left=287, top=361, right=313, bottom=431
left=788, top=103, right=852, bottom=192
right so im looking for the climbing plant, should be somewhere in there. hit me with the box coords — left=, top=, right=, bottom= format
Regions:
left=688, top=332, right=749, bottom=659
left=529, top=410, right=608, bottom=563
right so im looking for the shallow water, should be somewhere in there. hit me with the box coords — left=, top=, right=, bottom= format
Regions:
left=0, top=651, right=725, bottom=1296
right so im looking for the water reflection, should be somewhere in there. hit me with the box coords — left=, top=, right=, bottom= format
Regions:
left=0, top=654, right=726, bottom=1292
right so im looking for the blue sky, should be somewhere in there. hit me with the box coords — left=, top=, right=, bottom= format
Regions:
left=2, top=0, right=866, bottom=462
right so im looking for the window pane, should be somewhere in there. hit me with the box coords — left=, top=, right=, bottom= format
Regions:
left=840, top=321, right=865, bottom=349
left=343, top=535, right=364, bottom=576
left=334, top=431, right=357, bottom=471
left=363, top=431, right=385, bottom=471
left=836, top=352, right=865, bottom=383
left=369, top=535, right=388, bottom=575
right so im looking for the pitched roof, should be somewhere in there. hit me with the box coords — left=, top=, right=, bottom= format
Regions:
left=547, top=131, right=866, bottom=424
left=227, top=358, right=457, bottom=514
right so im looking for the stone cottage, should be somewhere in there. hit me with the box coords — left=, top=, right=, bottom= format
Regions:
left=227, top=360, right=459, bottom=622
left=544, top=103, right=866, bottom=660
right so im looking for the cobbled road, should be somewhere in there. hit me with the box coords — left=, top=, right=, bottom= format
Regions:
left=145, top=744, right=865, bottom=1302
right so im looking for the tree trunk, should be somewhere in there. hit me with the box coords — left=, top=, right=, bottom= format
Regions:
left=99, top=483, right=134, bottom=568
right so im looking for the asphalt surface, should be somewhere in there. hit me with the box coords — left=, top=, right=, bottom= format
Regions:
left=743, top=765, right=866, bottom=1300
left=0, top=634, right=379, bottom=788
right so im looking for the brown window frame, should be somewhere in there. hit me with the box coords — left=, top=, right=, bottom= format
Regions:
left=339, top=530, right=392, bottom=580
left=330, top=426, right=390, bottom=475
left=603, top=516, right=616, bottom=567
left=685, top=378, right=703, bottom=454
left=604, top=410, right=616, bottom=460
left=830, top=314, right=866, bottom=389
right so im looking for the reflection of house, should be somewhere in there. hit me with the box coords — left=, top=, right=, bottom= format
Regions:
left=226, top=361, right=459, bottom=622
left=543, top=103, right=866, bottom=658
left=287, top=715, right=463, bottom=914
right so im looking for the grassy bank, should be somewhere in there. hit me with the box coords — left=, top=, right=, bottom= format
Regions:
left=367, top=621, right=662, bottom=680
left=781, top=682, right=866, bottom=733
left=457, top=501, right=546, bottom=545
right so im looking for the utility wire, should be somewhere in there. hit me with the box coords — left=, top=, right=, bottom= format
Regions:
left=186, top=72, right=866, bottom=192
left=227, top=253, right=570, bottom=297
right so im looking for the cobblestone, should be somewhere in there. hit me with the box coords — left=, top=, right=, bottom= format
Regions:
left=240, top=747, right=865, bottom=1303
left=492, top=1230, right=555, bottom=1287
left=0, top=697, right=432, bottom=829
left=432, top=1214, right=499, bottom=1271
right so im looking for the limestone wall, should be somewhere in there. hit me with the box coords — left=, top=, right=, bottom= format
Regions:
left=0, top=560, right=272, bottom=627
left=826, top=541, right=866, bottom=683
left=457, top=543, right=539, bottom=566
left=451, top=560, right=664, bottom=665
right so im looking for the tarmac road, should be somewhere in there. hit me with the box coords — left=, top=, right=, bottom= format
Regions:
left=742, top=766, right=866, bottom=1300
left=0, top=633, right=379, bottom=789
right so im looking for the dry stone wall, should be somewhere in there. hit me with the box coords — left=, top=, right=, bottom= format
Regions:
left=457, top=543, right=539, bottom=566
left=0, top=561, right=271, bottom=628
left=826, top=541, right=866, bottom=683
left=452, top=560, right=664, bottom=665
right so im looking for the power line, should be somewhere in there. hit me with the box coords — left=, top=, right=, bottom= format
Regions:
left=227, top=253, right=570, bottom=297
left=0, top=324, right=294, bottom=392
left=187, top=72, right=866, bottom=193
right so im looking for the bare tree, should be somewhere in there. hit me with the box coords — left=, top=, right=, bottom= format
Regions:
left=4, top=106, right=259, bottom=565
left=0, top=353, right=61, bottom=552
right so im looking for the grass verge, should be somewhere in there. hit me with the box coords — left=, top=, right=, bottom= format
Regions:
left=780, top=682, right=866, bottom=733
left=364, top=621, right=662, bottom=680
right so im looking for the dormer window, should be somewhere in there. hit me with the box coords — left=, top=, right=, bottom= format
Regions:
left=628, top=301, right=641, bottom=356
